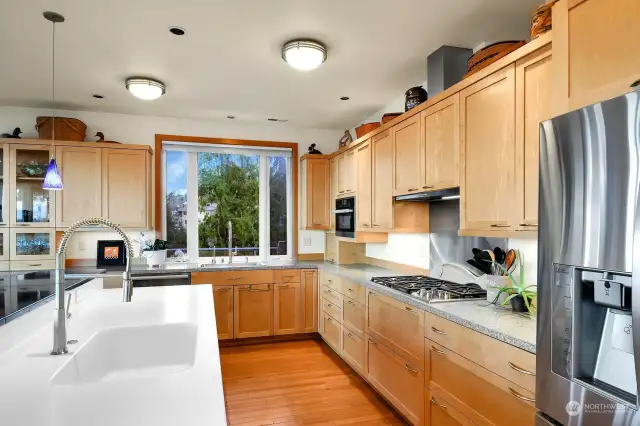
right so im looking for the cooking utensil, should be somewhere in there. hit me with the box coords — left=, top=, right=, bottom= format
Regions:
left=504, top=249, right=516, bottom=276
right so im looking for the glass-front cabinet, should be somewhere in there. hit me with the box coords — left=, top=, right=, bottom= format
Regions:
left=10, top=228, right=55, bottom=261
left=9, top=145, right=55, bottom=227
left=0, top=228, right=9, bottom=262
left=0, top=144, right=8, bottom=226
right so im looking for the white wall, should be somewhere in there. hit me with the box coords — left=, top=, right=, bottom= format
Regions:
left=366, top=233, right=430, bottom=269
left=0, top=105, right=342, bottom=259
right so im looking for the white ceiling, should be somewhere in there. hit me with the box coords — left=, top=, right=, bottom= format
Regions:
left=0, top=0, right=541, bottom=129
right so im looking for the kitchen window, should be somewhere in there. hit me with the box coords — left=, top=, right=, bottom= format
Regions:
left=162, top=141, right=293, bottom=262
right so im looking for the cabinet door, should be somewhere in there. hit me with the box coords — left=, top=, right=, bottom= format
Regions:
left=0, top=229, right=8, bottom=262
left=330, top=157, right=339, bottom=200
left=322, top=311, right=342, bottom=354
left=367, top=336, right=424, bottom=426
left=10, top=227, right=55, bottom=261
left=10, top=144, right=55, bottom=227
left=303, top=158, right=331, bottom=230
left=337, top=154, right=347, bottom=195
left=325, top=232, right=337, bottom=263
left=344, top=149, right=356, bottom=194
left=55, top=146, right=103, bottom=227
left=342, top=296, right=365, bottom=338
left=393, top=115, right=422, bottom=195
left=212, top=286, right=234, bottom=340
left=301, top=269, right=318, bottom=332
left=460, top=64, right=516, bottom=231
left=343, top=327, right=366, bottom=375
left=426, top=389, right=476, bottom=426
left=274, top=282, right=301, bottom=335
left=421, top=94, right=460, bottom=191
left=371, top=130, right=394, bottom=230
left=553, top=0, right=640, bottom=113
left=234, top=284, right=273, bottom=338
left=367, top=289, right=424, bottom=368
left=355, top=140, right=372, bottom=230
left=102, top=149, right=150, bottom=228
left=0, top=144, right=9, bottom=225
left=515, top=46, right=552, bottom=231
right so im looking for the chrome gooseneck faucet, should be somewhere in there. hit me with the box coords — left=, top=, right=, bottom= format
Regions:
left=51, top=217, right=134, bottom=355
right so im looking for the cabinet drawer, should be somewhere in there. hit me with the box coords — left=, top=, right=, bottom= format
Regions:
left=322, top=297, right=342, bottom=322
left=367, top=336, right=424, bottom=426
left=322, top=311, right=342, bottom=354
left=191, top=270, right=274, bottom=286
left=343, top=326, right=365, bottom=375
left=322, top=285, right=342, bottom=306
left=367, top=289, right=425, bottom=368
left=426, top=389, right=475, bottom=426
left=274, top=269, right=300, bottom=283
left=322, top=272, right=343, bottom=293
left=426, top=312, right=535, bottom=393
left=342, top=296, right=365, bottom=338
left=427, top=340, right=536, bottom=426
left=10, top=260, right=55, bottom=271
left=341, top=279, right=365, bottom=304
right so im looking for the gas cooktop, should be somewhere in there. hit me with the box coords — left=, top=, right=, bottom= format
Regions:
left=369, top=275, right=486, bottom=303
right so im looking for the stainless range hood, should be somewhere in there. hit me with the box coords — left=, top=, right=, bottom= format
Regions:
left=395, top=187, right=459, bottom=202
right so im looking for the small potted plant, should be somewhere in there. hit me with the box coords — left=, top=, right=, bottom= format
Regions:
left=139, top=234, right=168, bottom=267
left=489, top=250, right=537, bottom=314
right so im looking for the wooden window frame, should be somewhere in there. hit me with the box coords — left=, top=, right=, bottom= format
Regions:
left=154, top=134, right=299, bottom=258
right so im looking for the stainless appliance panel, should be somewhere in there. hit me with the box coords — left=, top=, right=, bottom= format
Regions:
left=538, top=92, right=640, bottom=425
left=334, top=197, right=355, bottom=238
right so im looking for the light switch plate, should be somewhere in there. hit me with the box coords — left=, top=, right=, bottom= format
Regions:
left=303, top=237, right=312, bottom=247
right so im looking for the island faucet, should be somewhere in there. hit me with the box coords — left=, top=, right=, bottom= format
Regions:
left=51, top=217, right=134, bottom=355
left=228, top=220, right=233, bottom=264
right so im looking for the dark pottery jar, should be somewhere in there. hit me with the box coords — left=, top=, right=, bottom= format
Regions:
left=510, top=294, right=528, bottom=313
left=405, top=86, right=428, bottom=111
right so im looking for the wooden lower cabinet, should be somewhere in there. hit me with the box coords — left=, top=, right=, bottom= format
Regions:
left=301, top=269, right=318, bottom=332
left=426, top=389, right=475, bottom=426
left=234, top=284, right=273, bottom=338
left=427, top=340, right=536, bottom=426
left=367, top=336, right=424, bottom=426
left=342, top=326, right=366, bottom=375
left=274, top=282, right=301, bottom=335
left=322, top=311, right=342, bottom=354
left=342, top=296, right=365, bottom=338
left=212, top=286, right=234, bottom=340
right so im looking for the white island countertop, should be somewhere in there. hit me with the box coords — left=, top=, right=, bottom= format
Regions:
left=0, top=281, right=226, bottom=426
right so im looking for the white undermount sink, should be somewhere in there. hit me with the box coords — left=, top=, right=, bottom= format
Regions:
left=51, top=322, right=197, bottom=385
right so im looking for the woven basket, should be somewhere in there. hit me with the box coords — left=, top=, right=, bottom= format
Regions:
left=463, top=41, right=526, bottom=79
left=381, top=113, right=402, bottom=124
left=531, top=0, right=558, bottom=39
left=355, top=122, right=381, bottom=138
left=35, top=117, right=87, bottom=141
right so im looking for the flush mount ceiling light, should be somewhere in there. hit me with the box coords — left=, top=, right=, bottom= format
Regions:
left=281, top=39, right=327, bottom=71
left=125, top=78, right=165, bottom=100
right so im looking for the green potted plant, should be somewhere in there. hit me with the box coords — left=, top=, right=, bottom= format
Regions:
left=489, top=249, right=537, bottom=314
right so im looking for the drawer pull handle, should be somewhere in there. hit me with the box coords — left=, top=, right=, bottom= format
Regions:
left=518, top=224, right=538, bottom=227
left=490, top=224, right=510, bottom=228
left=213, top=288, right=231, bottom=292
left=348, top=300, right=355, bottom=305
left=347, top=288, right=353, bottom=292
left=282, top=275, right=295, bottom=278
left=430, top=397, right=447, bottom=410
left=348, top=333, right=354, bottom=339
left=508, top=361, right=536, bottom=376
left=508, top=387, right=535, bottom=403
left=280, top=284, right=290, bottom=288
left=249, top=289, right=270, bottom=292
left=327, top=317, right=332, bottom=323
left=405, top=306, right=415, bottom=312
left=27, top=264, right=42, bottom=267
left=362, top=223, right=370, bottom=227
left=404, top=363, right=419, bottom=374
left=327, top=279, right=332, bottom=283
left=227, top=277, right=241, bottom=281
left=371, top=224, right=381, bottom=227
left=423, top=185, right=435, bottom=189
left=327, top=303, right=332, bottom=307
left=367, top=338, right=377, bottom=345
left=431, top=346, right=447, bottom=355
left=431, top=326, right=446, bottom=335
left=408, top=188, right=419, bottom=192
left=368, top=291, right=375, bottom=296
left=327, top=289, right=332, bottom=294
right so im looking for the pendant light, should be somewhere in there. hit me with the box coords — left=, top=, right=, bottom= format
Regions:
left=42, top=11, right=64, bottom=191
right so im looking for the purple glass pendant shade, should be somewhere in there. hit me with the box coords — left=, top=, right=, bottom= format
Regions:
left=43, top=158, right=63, bottom=190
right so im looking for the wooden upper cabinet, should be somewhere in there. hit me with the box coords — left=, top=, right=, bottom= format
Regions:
left=56, top=146, right=102, bottom=227
left=355, top=140, right=372, bottom=230
left=337, top=151, right=356, bottom=196
left=421, top=94, right=460, bottom=191
left=212, top=285, right=234, bottom=340
left=301, top=269, right=318, bottom=332
left=330, top=157, right=339, bottom=228
left=301, top=156, right=331, bottom=230
left=553, top=0, right=640, bottom=114
left=371, top=130, right=394, bottom=231
left=515, top=46, right=552, bottom=231
left=460, top=64, right=516, bottom=232
left=102, top=148, right=151, bottom=228
left=274, top=282, right=302, bottom=335
left=393, top=115, right=422, bottom=195
left=234, top=284, right=273, bottom=338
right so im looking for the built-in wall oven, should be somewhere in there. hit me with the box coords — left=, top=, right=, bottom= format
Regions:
left=334, top=197, right=355, bottom=238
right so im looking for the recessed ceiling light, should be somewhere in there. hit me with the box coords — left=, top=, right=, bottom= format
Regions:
left=92, top=94, right=104, bottom=99
left=125, top=78, right=165, bottom=100
left=281, top=39, right=327, bottom=71
left=340, top=96, right=350, bottom=101
left=169, top=27, right=186, bottom=36
left=227, top=115, right=236, bottom=119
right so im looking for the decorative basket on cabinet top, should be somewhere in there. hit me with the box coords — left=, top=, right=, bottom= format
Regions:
left=355, top=122, right=381, bottom=139
left=35, top=116, right=87, bottom=141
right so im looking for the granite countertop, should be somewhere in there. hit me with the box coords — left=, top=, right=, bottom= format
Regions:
left=315, top=262, right=537, bottom=354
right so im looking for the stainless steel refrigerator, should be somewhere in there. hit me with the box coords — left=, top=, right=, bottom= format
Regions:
left=537, top=90, right=640, bottom=425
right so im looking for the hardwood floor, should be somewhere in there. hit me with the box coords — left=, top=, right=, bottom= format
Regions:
left=220, top=339, right=407, bottom=426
